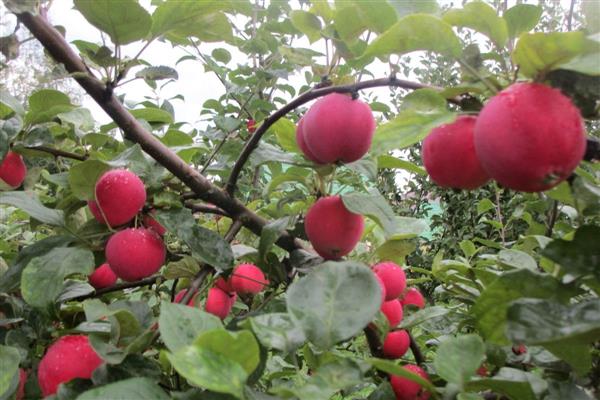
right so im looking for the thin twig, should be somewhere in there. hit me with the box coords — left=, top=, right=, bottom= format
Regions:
left=73, top=275, right=162, bottom=301
left=546, top=200, right=559, bottom=237
left=24, top=145, right=87, bottom=161
left=184, top=201, right=230, bottom=217
left=567, top=0, right=576, bottom=31
left=408, top=331, right=425, bottom=365
left=178, top=266, right=211, bottom=306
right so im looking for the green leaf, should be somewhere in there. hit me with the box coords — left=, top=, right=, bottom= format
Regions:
left=286, top=261, right=381, bottom=349
left=507, top=298, right=600, bottom=373
left=392, top=0, right=440, bottom=18
left=74, top=0, right=151, bottom=45
left=0, top=89, right=25, bottom=117
left=158, top=302, right=223, bottom=352
left=512, top=32, right=587, bottom=78
left=472, top=269, right=562, bottom=344
left=367, top=358, right=438, bottom=395
left=151, top=0, right=226, bottom=37
left=0, top=345, right=21, bottom=400
left=342, top=189, right=396, bottom=237
left=290, top=10, right=322, bottom=43
left=130, top=107, right=174, bottom=125
left=497, top=249, right=537, bottom=271
left=334, top=4, right=367, bottom=42
left=249, top=313, right=306, bottom=353
left=68, top=160, right=111, bottom=201
left=353, top=0, right=397, bottom=34
left=269, top=118, right=299, bottom=153
left=583, top=1, right=600, bottom=33
left=399, top=306, right=450, bottom=329
left=155, top=209, right=234, bottom=271
left=362, top=15, right=462, bottom=61
left=443, top=2, right=508, bottom=47
left=434, top=334, right=485, bottom=389
left=503, top=4, right=542, bottom=38
left=258, top=217, right=289, bottom=261
left=76, top=377, right=169, bottom=400
left=21, top=247, right=94, bottom=308
left=542, top=225, right=600, bottom=280
left=135, top=66, right=179, bottom=81
left=0, top=191, right=64, bottom=226
left=166, top=345, right=247, bottom=398
left=377, top=155, right=426, bottom=175
left=476, top=198, right=495, bottom=215
left=194, top=329, right=260, bottom=375
left=212, top=48, right=231, bottom=63
left=465, top=368, right=543, bottom=400
left=24, top=89, right=75, bottom=125
left=375, top=239, right=416, bottom=265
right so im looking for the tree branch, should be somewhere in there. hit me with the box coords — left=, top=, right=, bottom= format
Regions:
left=184, top=201, right=230, bottom=217
left=24, top=145, right=87, bottom=161
left=16, top=11, right=303, bottom=254
left=73, top=275, right=162, bottom=301
left=225, top=77, right=436, bottom=195
left=408, top=331, right=425, bottom=365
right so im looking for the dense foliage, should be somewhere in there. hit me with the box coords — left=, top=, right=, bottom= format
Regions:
left=0, top=1, right=599, bottom=399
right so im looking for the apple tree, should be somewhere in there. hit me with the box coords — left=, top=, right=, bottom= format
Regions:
left=0, top=1, right=599, bottom=399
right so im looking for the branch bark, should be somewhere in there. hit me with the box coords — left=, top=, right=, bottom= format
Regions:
left=73, top=274, right=162, bottom=301
left=16, top=11, right=302, bottom=254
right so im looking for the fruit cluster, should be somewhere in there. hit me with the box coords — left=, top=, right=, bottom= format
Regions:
left=423, top=82, right=586, bottom=192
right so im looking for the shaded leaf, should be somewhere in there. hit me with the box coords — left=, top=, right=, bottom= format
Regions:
left=0, top=191, right=64, bottom=226
left=158, top=302, right=222, bottom=352
left=434, top=334, right=485, bottom=388
left=443, top=2, right=508, bottom=47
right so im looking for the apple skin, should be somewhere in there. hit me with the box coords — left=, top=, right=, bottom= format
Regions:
left=373, top=262, right=407, bottom=301
left=422, top=116, right=489, bottom=189
left=400, top=288, right=426, bottom=309
left=205, top=287, right=236, bottom=320
left=383, top=330, right=411, bottom=359
left=88, top=263, right=117, bottom=289
left=230, top=263, right=269, bottom=295
left=296, top=116, right=325, bottom=163
left=0, top=151, right=27, bottom=187
left=247, top=119, right=257, bottom=133
left=215, top=277, right=234, bottom=293
left=390, top=364, right=431, bottom=400
left=37, top=335, right=103, bottom=397
left=16, top=368, right=26, bottom=400
left=142, top=213, right=167, bottom=236
left=93, top=169, right=146, bottom=226
left=474, top=83, right=586, bottom=192
left=105, top=228, right=166, bottom=282
left=304, top=196, right=364, bottom=260
left=301, top=93, right=375, bottom=164
left=381, top=299, right=403, bottom=328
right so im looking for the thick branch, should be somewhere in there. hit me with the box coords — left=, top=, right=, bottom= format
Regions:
left=225, top=77, right=434, bottom=195
left=184, top=200, right=230, bottom=217
left=24, top=145, right=87, bottom=161
left=17, top=11, right=302, bottom=254
left=585, top=137, right=600, bottom=161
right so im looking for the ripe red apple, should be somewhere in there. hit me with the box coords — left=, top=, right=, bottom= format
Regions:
left=477, top=365, right=489, bottom=377
left=383, top=330, right=410, bottom=359
left=0, top=151, right=27, bottom=187
left=230, top=263, right=269, bottom=295
left=205, top=287, right=236, bottom=319
left=300, top=93, right=375, bottom=164
left=247, top=119, right=257, bottom=133
left=105, top=228, right=166, bottom=282
left=93, top=169, right=146, bottom=226
left=474, top=82, right=586, bottom=192
left=512, top=344, right=527, bottom=355
left=390, top=364, right=431, bottom=400
left=87, top=200, right=104, bottom=223
left=142, top=212, right=166, bottom=236
left=373, top=262, right=407, bottom=301
left=16, top=368, right=26, bottom=400
left=88, top=263, right=117, bottom=289
left=400, top=288, right=426, bottom=309
left=381, top=299, right=403, bottom=328
left=37, top=335, right=103, bottom=397
left=304, top=196, right=364, bottom=260
left=296, top=116, right=324, bottom=163
left=174, top=289, right=197, bottom=306
left=215, top=277, right=234, bottom=293
left=422, top=116, right=489, bottom=189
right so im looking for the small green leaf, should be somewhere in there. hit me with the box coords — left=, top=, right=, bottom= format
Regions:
left=503, top=4, right=542, bottom=38
left=74, top=0, right=152, bottom=45
left=135, top=66, right=179, bottom=81
left=434, top=334, right=485, bottom=388
left=342, top=189, right=396, bottom=237
left=249, top=313, right=306, bottom=353
left=0, top=191, right=64, bottom=226
left=512, top=32, right=587, bottom=78
left=476, top=198, right=495, bottom=215
left=158, top=302, right=223, bottom=352
left=0, top=89, right=25, bottom=117
left=212, top=48, right=232, bottom=63
left=194, top=329, right=260, bottom=375
left=497, top=249, right=537, bottom=271
left=24, top=89, right=75, bottom=125
left=0, top=345, right=21, bottom=399
left=76, top=377, right=169, bottom=400
left=68, top=160, right=111, bottom=201
left=375, top=239, right=416, bottom=265
left=362, top=15, right=462, bottom=60
left=443, top=2, right=508, bottom=47
left=377, top=155, right=426, bottom=175
left=21, top=247, right=95, bottom=308
left=290, top=10, right=322, bottom=43
left=151, top=1, right=227, bottom=38
left=286, top=261, right=381, bottom=349
left=399, top=306, right=449, bottom=329
left=269, top=118, right=300, bottom=153
left=258, top=217, right=289, bottom=261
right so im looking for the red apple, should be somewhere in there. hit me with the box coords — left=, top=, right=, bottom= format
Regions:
left=301, top=93, right=375, bottom=164
left=390, top=364, right=431, bottom=400
left=174, top=289, right=197, bottom=306
left=373, top=262, right=407, bottom=301
left=381, top=299, right=403, bottom=328
left=383, top=330, right=410, bottom=359
left=477, top=365, right=489, bottom=377
left=16, top=368, right=26, bottom=400
left=230, top=263, right=269, bottom=295
left=205, top=287, right=236, bottom=320
left=87, top=200, right=104, bottom=223
left=37, top=335, right=102, bottom=397
left=247, top=119, right=257, bottom=133
left=296, top=116, right=324, bottom=163
left=0, top=151, right=27, bottom=187
left=93, top=169, right=146, bottom=226
left=142, top=212, right=166, bottom=236
left=105, top=228, right=166, bottom=282
left=512, top=344, right=527, bottom=355
left=88, top=263, right=117, bottom=289
left=304, top=196, right=364, bottom=260
left=422, top=116, right=489, bottom=189
left=474, top=83, right=586, bottom=192
left=215, top=277, right=234, bottom=293
left=400, top=288, right=426, bottom=309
